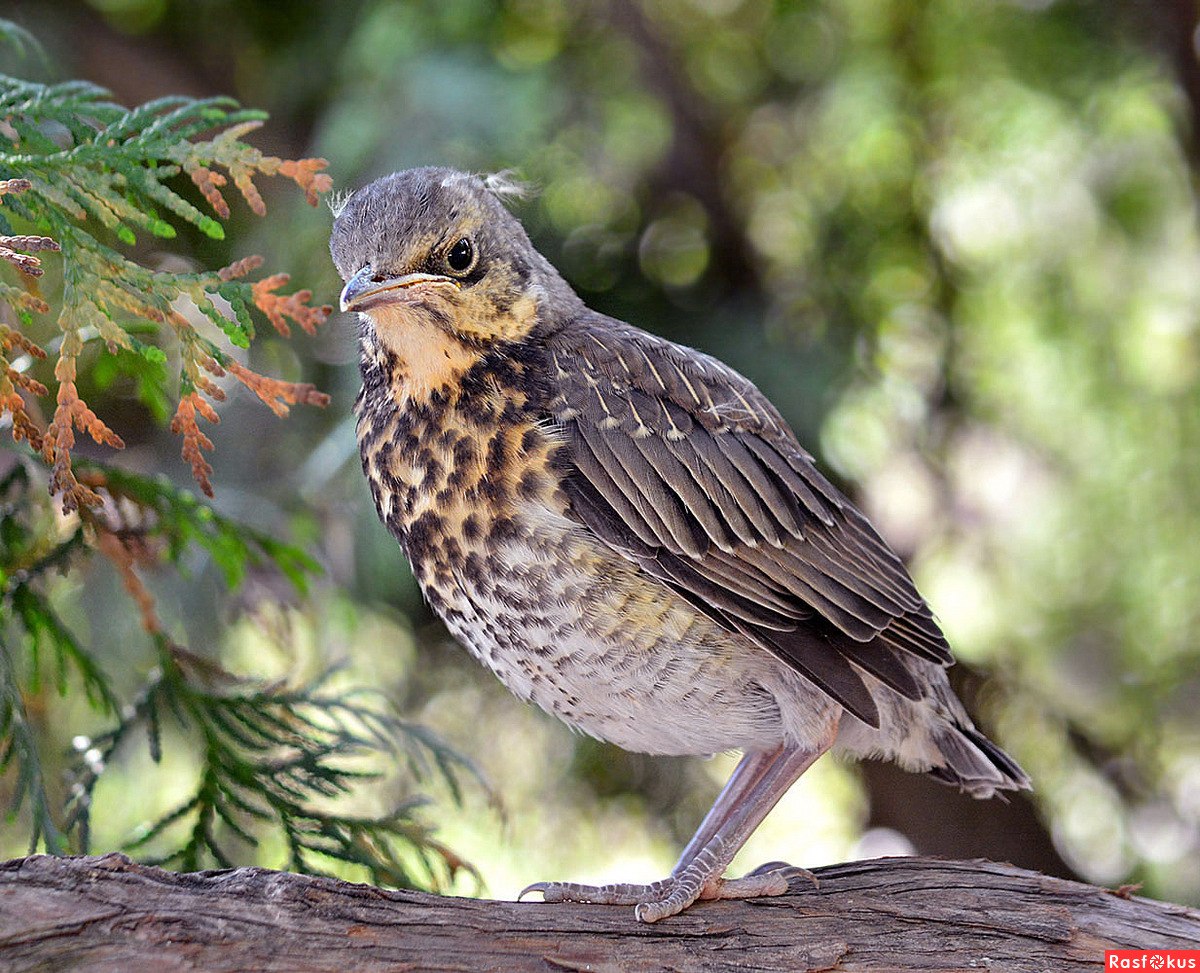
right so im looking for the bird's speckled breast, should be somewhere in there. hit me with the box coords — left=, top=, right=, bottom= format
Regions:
left=355, top=348, right=785, bottom=756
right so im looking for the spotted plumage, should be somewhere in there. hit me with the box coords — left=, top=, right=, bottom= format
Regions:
left=332, top=167, right=1029, bottom=923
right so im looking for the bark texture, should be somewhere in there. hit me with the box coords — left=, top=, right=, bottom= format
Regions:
left=2, top=853, right=1198, bottom=972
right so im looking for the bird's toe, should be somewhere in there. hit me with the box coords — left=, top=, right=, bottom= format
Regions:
left=518, top=879, right=664, bottom=906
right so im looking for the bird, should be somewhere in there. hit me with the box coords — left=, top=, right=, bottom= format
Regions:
left=330, top=166, right=1030, bottom=923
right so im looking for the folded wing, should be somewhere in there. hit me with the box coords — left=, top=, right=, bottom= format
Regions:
left=546, top=317, right=953, bottom=729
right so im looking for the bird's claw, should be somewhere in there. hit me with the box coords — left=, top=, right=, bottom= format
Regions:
left=517, top=881, right=551, bottom=903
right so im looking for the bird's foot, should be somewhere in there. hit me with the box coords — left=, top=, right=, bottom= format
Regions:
left=519, top=860, right=816, bottom=923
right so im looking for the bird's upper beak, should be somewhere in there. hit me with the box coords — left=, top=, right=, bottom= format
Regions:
left=339, top=266, right=458, bottom=313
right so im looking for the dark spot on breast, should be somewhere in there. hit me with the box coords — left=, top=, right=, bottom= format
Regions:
left=462, top=514, right=481, bottom=541
left=417, top=449, right=444, bottom=485
left=518, top=470, right=543, bottom=500
left=405, top=511, right=445, bottom=562
left=462, top=551, right=485, bottom=582
left=480, top=477, right=507, bottom=503
left=521, top=428, right=540, bottom=453
left=381, top=348, right=402, bottom=377
left=462, top=552, right=493, bottom=597
left=454, top=436, right=477, bottom=468
left=486, top=431, right=508, bottom=473
left=461, top=396, right=497, bottom=428
left=488, top=515, right=518, bottom=542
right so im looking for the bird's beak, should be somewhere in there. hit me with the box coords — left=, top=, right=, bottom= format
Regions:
left=339, top=267, right=458, bottom=313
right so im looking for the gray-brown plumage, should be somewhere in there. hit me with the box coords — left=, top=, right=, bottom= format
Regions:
left=331, top=167, right=1029, bottom=923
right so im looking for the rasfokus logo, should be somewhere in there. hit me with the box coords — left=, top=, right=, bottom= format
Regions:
left=1106, top=951, right=1200, bottom=969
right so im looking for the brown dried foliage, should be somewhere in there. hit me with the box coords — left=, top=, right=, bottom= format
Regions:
left=184, top=118, right=330, bottom=220
left=252, top=273, right=332, bottom=337
left=2, top=289, right=50, bottom=315
left=233, top=170, right=266, bottom=218
left=0, top=324, right=48, bottom=362
left=170, top=393, right=219, bottom=498
left=0, top=182, right=58, bottom=354
left=0, top=387, right=44, bottom=449
left=186, top=162, right=231, bottom=219
left=217, top=255, right=265, bottom=281
left=276, top=158, right=333, bottom=206
left=0, top=325, right=49, bottom=449
left=0, top=235, right=60, bottom=277
left=43, top=354, right=126, bottom=511
left=0, top=183, right=54, bottom=454
left=0, top=179, right=32, bottom=197
left=225, top=358, right=330, bottom=418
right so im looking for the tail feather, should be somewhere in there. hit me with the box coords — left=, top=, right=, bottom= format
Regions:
left=929, top=722, right=1031, bottom=798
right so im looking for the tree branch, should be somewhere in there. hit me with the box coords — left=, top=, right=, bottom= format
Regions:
left=2, top=854, right=1198, bottom=971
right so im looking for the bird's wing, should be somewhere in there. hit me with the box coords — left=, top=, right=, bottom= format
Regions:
left=545, top=317, right=952, bottom=729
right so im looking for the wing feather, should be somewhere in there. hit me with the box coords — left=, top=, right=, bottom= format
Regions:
left=662, top=429, right=781, bottom=547
left=711, top=431, right=805, bottom=539
left=569, top=427, right=662, bottom=550
left=628, top=429, right=738, bottom=553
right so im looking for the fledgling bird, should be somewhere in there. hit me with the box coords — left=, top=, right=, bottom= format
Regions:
left=330, top=167, right=1029, bottom=923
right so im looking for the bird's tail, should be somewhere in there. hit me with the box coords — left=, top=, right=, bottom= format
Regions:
left=926, top=721, right=1031, bottom=798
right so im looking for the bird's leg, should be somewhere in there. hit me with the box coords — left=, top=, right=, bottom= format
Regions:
left=670, top=744, right=784, bottom=875
left=521, top=729, right=835, bottom=923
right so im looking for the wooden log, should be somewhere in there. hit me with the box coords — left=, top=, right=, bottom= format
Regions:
left=1, top=853, right=1198, bottom=972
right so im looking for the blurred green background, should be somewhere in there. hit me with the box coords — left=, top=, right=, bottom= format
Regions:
left=4, top=0, right=1199, bottom=906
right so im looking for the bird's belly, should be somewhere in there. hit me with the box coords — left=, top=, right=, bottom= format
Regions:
left=423, top=506, right=787, bottom=756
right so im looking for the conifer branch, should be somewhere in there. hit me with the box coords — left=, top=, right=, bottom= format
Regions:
left=0, top=74, right=333, bottom=508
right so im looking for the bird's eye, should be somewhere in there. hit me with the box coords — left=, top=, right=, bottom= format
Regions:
left=446, top=238, right=474, bottom=274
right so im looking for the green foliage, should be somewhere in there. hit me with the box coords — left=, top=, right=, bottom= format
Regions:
left=94, top=464, right=320, bottom=595
left=69, top=649, right=482, bottom=890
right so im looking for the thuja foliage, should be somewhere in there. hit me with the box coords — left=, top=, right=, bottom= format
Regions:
left=0, top=27, right=481, bottom=891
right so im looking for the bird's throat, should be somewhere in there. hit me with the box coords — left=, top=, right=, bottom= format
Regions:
left=364, top=304, right=484, bottom=404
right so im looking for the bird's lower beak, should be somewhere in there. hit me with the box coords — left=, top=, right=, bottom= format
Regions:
left=339, top=267, right=458, bottom=313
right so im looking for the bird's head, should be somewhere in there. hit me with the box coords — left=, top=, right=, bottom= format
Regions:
left=331, top=168, right=579, bottom=378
